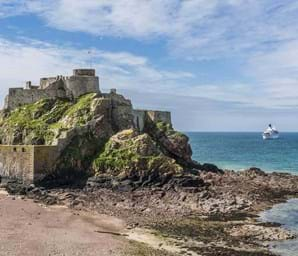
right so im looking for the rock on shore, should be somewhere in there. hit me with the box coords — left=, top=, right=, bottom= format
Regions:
left=3, top=167, right=298, bottom=256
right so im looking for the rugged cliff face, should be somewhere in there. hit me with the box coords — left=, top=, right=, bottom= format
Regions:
left=0, top=92, right=218, bottom=182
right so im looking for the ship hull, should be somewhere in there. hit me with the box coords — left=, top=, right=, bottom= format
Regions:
left=262, top=133, right=279, bottom=140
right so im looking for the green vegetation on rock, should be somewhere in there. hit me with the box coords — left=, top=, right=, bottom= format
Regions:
left=0, top=98, right=71, bottom=144
left=145, top=120, right=194, bottom=167
left=92, top=129, right=183, bottom=178
left=155, top=121, right=184, bottom=139
left=60, top=93, right=97, bottom=128
left=0, top=93, right=98, bottom=145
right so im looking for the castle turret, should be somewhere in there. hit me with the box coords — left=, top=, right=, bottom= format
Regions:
left=65, top=69, right=100, bottom=98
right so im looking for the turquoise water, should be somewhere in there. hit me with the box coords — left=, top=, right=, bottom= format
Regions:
left=259, top=199, right=298, bottom=256
left=187, top=132, right=298, bottom=173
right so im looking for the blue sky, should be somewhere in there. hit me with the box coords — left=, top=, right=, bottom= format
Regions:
left=0, top=0, right=298, bottom=131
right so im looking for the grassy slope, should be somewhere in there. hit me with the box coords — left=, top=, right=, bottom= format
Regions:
left=0, top=93, right=96, bottom=145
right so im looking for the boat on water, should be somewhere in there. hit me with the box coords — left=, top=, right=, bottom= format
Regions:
left=262, top=124, right=279, bottom=140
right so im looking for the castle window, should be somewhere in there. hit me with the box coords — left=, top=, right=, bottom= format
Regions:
left=22, top=148, right=26, bottom=152
left=13, top=147, right=17, bottom=152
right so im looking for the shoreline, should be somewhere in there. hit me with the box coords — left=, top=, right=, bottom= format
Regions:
left=2, top=168, right=298, bottom=255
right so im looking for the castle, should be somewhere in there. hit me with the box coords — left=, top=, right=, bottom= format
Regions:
left=0, top=69, right=171, bottom=183
left=4, top=69, right=99, bottom=110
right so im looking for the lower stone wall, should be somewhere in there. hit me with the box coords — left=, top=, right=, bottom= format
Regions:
left=0, top=146, right=34, bottom=183
left=147, top=110, right=171, bottom=125
left=0, top=145, right=58, bottom=184
left=33, top=146, right=59, bottom=182
left=4, top=87, right=68, bottom=110
left=132, top=109, right=172, bottom=132
left=132, top=110, right=146, bottom=131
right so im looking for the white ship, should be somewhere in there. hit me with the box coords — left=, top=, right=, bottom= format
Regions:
left=262, top=124, right=279, bottom=140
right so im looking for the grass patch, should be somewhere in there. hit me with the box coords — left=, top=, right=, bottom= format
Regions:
left=0, top=94, right=97, bottom=145
left=60, top=93, right=96, bottom=126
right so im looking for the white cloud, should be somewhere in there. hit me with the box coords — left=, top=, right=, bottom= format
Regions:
left=1, top=1, right=298, bottom=111
left=0, top=35, right=296, bottom=111
left=247, top=40, right=298, bottom=108
left=0, top=37, right=195, bottom=103
left=1, top=0, right=296, bottom=59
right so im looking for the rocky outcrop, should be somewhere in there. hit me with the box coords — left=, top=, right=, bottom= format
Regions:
left=142, top=118, right=222, bottom=174
left=143, top=119, right=194, bottom=166
left=0, top=91, right=221, bottom=185
left=90, top=129, right=187, bottom=188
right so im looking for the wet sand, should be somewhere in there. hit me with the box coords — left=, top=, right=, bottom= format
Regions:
left=0, top=190, right=127, bottom=256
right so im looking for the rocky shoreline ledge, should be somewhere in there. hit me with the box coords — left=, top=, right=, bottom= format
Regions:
left=2, top=167, right=298, bottom=256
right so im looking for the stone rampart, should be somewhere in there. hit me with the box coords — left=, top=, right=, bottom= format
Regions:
left=0, top=145, right=58, bottom=184
left=40, top=77, right=57, bottom=89
left=132, top=109, right=172, bottom=132
left=4, top=69, right=100, bottom=110
left=4, top=87, right=66, bottom=110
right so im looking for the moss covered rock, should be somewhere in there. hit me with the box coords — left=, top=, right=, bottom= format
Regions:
left=92, top=129, right=183, bottom=182
left=0, top=98, right=72, bottom=145
left=144, top=119, right=196, bottom=168
left=0, top=93, right=104, bottom=145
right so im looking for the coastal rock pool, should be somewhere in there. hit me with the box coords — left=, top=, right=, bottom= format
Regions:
left=259, top=199, right=298, bottom=256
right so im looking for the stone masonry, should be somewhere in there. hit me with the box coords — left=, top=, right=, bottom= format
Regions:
left=4, top=69, right=100, bottom=111
left=0, top=145, right=58, bottom=183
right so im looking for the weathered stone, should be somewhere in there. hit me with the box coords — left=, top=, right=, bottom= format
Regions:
left=5, top=69, right=100, bottom=111
left=91, top=129, right=186, bottom=187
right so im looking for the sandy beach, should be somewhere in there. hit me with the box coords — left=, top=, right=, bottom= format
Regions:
left=0, top=190, right=128, bottom=256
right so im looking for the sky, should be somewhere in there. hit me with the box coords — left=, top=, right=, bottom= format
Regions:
left=0, top=0, right=298, bottom=131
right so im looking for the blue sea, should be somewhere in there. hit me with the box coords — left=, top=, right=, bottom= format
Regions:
left=187, top=132, right=298, bottom=173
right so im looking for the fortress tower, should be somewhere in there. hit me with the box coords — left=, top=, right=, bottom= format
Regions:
left=65, top=69, right=99, bottom=98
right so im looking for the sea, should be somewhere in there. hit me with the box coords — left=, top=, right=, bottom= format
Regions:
left=186, top=132, right=298, bottom=256
left=187, top=132, right=298, bottom=173
left=259, top=199, right=298, bottom=256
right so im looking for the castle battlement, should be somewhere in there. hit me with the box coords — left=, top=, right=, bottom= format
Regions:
left=4, top=69, right=100, bottom=110
left=73, top=69, right=95, bottom=76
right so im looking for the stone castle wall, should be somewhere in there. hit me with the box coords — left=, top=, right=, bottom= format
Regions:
left=104, top=90, right=134, bottom=131
left=0, top=145, right=58, bottom=184
left=40, top=77, right=57, bottom=89
left=4, top=69, right=100, bottom=110
left=4, top=84, right=69, bottom=110
left=132, top=109, right=172, bottom=132
left=33, top=146, right=59, bottom=182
